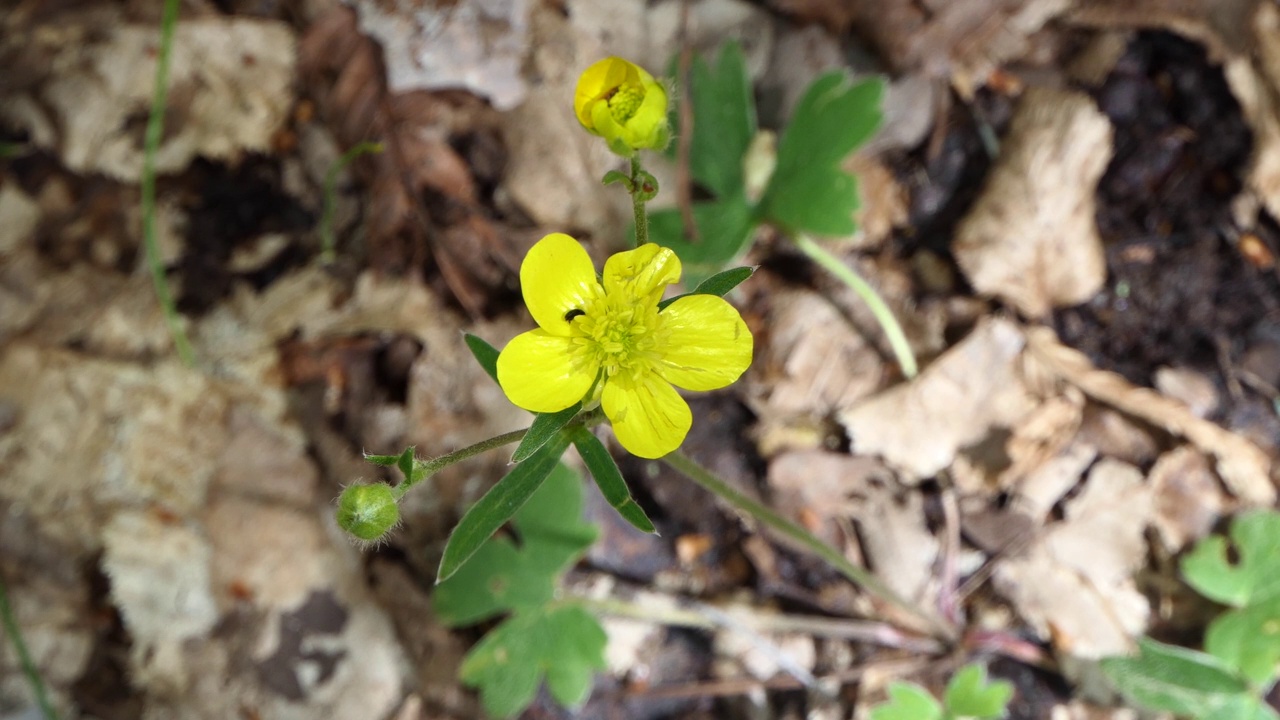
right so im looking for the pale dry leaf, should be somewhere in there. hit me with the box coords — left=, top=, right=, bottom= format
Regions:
left=995, top=458, right=1152, bottom=659
left=1147, top=446, right=1226, bottom=553
left=354, top=0, right=531, bottom=111
left=102, top=509, right=218, bottom=694
left=1153, top=366, right=1220, bottom=418
left=1025, top=326, right=1275, bottom=505
left=840, top=318, right=1035, bottom=482
left=953, top=87, right=1112, bottom=318
left=1225, top=3, right=1280, bottom=223
left=1051, top=701, right=1148, bottom=720
left=848, top=477, right=941, bottom=604
left=0, top=18, right=295, bottom=181
left=749, top=288, right=887, bottom=456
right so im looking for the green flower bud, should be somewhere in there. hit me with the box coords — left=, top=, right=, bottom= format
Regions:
left=336, top=483, right=400, bottom=541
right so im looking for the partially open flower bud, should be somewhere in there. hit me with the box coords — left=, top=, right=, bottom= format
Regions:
left=336, top=483, right=400, bottom=541
left=574, top=57, right=670, bottom=157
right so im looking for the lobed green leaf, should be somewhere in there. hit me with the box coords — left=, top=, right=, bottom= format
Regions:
left=943, top=664, right=1013, bottom=719
left=759, top=73, right=884, bottom=237
left=460, top=606, right=607, bottom=718
left=869, top=682, right=943, bottom=720
left=1183, top=510, right=1280, bottom=608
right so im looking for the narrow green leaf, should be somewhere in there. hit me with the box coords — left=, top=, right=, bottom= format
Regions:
left=464, top=333, right=501, bottom=383
left=943, top=664, right=1013, bottom=719
left=364, top=451, right=403, bottom=467
left=395, top=446, right=416, bottom=481
left=570, top=427, right=656, bottom=534
left=511, top=402, right=582, bottom=463
left=658, top=266, right=755, bottom=310
left=434, top=463, right=597, bottom=626
left=437, top=433, right=569, bottom=583
left=1101, top=637, right=1250, bottom=717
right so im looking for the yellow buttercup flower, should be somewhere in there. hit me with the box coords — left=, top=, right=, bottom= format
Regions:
left=497, top=233, right=752, bottom=458
left=574, top=57, right=670, bottom=157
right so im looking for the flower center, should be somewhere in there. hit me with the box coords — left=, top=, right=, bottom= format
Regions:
left=607, top=85, right=644, bottom=124
left=571, top=298, right=661, bottom=380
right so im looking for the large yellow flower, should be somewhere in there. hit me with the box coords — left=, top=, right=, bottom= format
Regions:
left=497, top=234, right=752, bottom=459
left=574, top=57, right=670, bottom=157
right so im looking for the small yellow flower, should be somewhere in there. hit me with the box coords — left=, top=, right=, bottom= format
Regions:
left=574, top=57, right=670, bottom=157
left=497, top=233, right=752, bottom=458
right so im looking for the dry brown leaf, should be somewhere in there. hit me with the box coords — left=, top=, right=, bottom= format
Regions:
left=953, top=87, right=1112, bottom=318
left=0, top=15, right=295, bottom=181
left=353, top=0, right=531, bottom=111
left=1026, top=326, right=1276, bottom=505
left=996, top=458, right=1152, bottom=659
left=1147, top=447, right=1226, bottom=553
left=840, top=318, right=1035, bottom=482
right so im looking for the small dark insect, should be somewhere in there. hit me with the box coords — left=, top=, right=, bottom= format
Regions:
left=565, top=309, right=586, bottom=321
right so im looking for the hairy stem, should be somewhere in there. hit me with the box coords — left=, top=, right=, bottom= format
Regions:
left=663, top=450, right=954, bottom=641
left=630, top=156, right=649, bottom=246
left=142, top=0, right=194, bottom=366
left=0, top=575, right=57, bottom=720
left=396, top=428, right=529, bottom=498
left=793, top=233, right=918, bottom=379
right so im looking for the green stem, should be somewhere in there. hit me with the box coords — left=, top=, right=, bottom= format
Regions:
left=662, top=450, right=954, bottom=641
left=319, top=141, right=384, bottom=265
left=792, top=233, right=918, bottom=379
left=395, top=428, right=529, bottom=498
left=0, top=575, right=57, bottom=720
left=630, top=156, right=649, bottom=246
left=142, top=0, right=194, bottom=367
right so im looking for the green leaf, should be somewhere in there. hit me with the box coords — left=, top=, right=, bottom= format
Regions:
left=759, top=73, right=884, bottom=237
left=434, top=463, right=597, bottom=626
left=1203, top=695, right=1280, bottom=720
left=570, top=427, right=656, bottom=534
left=943, top=664, right=1013, bottom=719
left=658, top=266, right=756, bottom=310
left=464, top=333, right=501, bottom=384
left=1101, top=637, right=1251, bottom=716
left=869, top=683, right=943, bottom=720
left=646, top=191, right=756, bottom=287
left=1183, top=510, right=1280, bottom=607
left=511, top=403, right=582, bottom=463
left=673, top=41, right=756, bottom=197
left=437, top=433, right=570, bottom=583
left=363, top=448, right=409, bottom=468
left=1204, top=596, right=1280, bottom=685
left=460, top=606, right=607, bottom=718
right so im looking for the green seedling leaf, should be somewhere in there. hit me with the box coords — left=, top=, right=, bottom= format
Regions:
left=647, top=191, right=756, bottom=286
left=464, top=333, right=501, bottom=384
left=1101, top=637, right=1250, bottom=717
left=435, top=463, right=597, bottom=626
left=759, top=73, right=884, bottom=237
left=658, top=266, right=755, bottom=310
left=460, top=605, right=608, bottom=719
left=671, top=41, right=756, bottom=197
left=869, top=682, right=943, bottom=720
left=511, top=402, right=582, bottom=463
left=1203, top=695, right=1280, bottom=720
left=570, top=427, right=656, bottom=534
left=1204, top=595, right=1280, bottom=685
left=1183, top=510, right=1280, bottom=607
left=944, top=664, right=1013, bottom=719
left=437, top=433, right=569, bottom=583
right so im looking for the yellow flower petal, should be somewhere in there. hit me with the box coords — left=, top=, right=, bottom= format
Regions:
left=602, top=243, right=681, bottom=305
left=656, top=295, right=753, bottom=391
left=521, top=233, right=601, bottom=337
left=498, top=329, right=597, bottom=413
left=574, top=57, right=639, bottom=129
left=601, top=373, right=692, bottom=459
